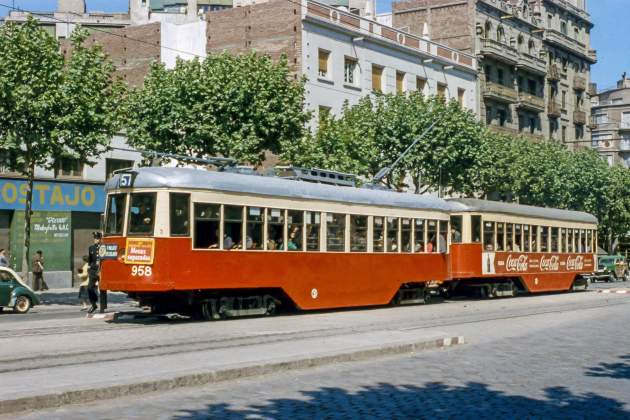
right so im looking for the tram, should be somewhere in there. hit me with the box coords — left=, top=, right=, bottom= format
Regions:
left=99, top=166, right=597, bottom=320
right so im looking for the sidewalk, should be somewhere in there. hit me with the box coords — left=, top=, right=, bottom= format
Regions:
left=36, top=289, right=133, bottom=307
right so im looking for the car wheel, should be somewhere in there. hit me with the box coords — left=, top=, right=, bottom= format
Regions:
left=14, top=296, right=32, bottom=314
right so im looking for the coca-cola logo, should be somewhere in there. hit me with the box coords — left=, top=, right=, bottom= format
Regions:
left=566, top=255, right=584, bottom=271
left=506, top=254, right=529, bottom=272
left=540, top=255, right=560, bottom=271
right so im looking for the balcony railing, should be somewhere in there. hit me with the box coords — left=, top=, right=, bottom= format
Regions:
left=483, top=81, right=518, bottom=103
left=517, top=92, right=545, bottom=111
left=517, top=52, right=547, bottom=75
left=547, top=64, right=561, bottom=81
left=544, top=29, right=592, bottom=61
left=548, top=100, right=562, bottom=118
left=573, top=110, right=587, bottom=125
left=480, top=38, right=518, bottom=64
left=573, top=75, right=587, bottom=91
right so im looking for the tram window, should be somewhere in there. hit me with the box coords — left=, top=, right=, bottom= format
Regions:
left=128, top=193, right=156, bottom=235
left=580, top=230, right=586, bottom=253
left=267, top=208, right=285, bottom=251
left=523, top=225, right=531, bottom=252
left=386, top=217, right=399, bottom=252
left=506, top=223, right=514, bottom=251
left=246, top=207, right=263, bottom=250
left=427, top=220, right=437, bottom=253
left=551, top=227, right=559, bottom=252
left=585, top=230, right=592, bottom=252
left=373, top=217, right=385, bottom=252
left=350, top=215, right=368, bottom=252
left=170, top=193, right=190, bottom=236
left=483, top=221, right=495, bottom=251
left=287, top=210, right=303, bottom=251
left=414, top=219, right=426, bottom=252
left=326, top=213, right=346, bottom=252
left=224, top=205, right=243, bottom=250
left=515, top=225, right=522, bottom=252
left=401, top=219, right=412, bottom=252
left=305, top=211, right=321, bottom=251
left=450, top=216, right=462, bottom=244
left=105, top=194, right=126, bottom=236
left=471, top=216, right=482, bottom=243
left=560, top=229, right=566, bottom=253
left=573, top=229, right=579, bottom=253
left=439, top=221, right=448, bottom=253
left=540, top=227, right=549, bottom=252
left=496, top=223, right=505, bottom=252
left=532, top=226, right=539, bottom=252
left=194, top=203, right=220, bottom=248
left=566, top=229, right=573, bottom=253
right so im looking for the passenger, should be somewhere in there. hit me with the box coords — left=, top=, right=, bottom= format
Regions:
left=209, top=229, right=233, bottom=249
left=451, top=228, right=462, bottom=243
left=485, top=243, right=494, bottom=251
left=438, top=234, right=447, bottom=253
left=415, top=242, right=424, bottom=253
left=287, top=232, right=299, bottom=251
left=513, top=243, right=521, bottom=252
left=0, top=248, right=8, bottom=267
left=426, top=238, right=435, bottom=253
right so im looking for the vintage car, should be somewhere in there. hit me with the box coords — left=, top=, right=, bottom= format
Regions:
left=592, top=255, right=629, bottom=282
left=0, top=266, right=40, bottom=313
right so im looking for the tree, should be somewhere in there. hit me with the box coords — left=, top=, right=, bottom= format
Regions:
left=0, top=18, right=123, bottom=281
left=124, top=53, right=310, bottom=166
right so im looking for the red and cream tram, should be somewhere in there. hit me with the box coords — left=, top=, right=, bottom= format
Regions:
left=100, top=167, right=597, bottom=319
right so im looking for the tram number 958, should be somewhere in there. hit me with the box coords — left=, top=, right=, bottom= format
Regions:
left=131, top=265, right=153, bottom=277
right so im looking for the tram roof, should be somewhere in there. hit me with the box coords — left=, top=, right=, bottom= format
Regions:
left=448, top=198, right=598, bottom=224
left=106, top=167, right=454, bottom=212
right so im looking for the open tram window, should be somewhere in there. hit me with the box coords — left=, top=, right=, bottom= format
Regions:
left=531, top=226, right=539, bottom=252
left=386, top=217, right=399, bottom=252
left=246, top=207, right=264, bottom=250
left=471, top=216, right=482, bottom=243
left=585, top=230, right=592, bottom=252
left=514, top=224, right=522, bottom=252
left=540, top=227, right=549, bottom=252
left=483, top=221, right=495, bottom=251
left=401, top=219, right=412, bottom=252
left=551, top=227, right=559, bottom=252
left=170, top=193, right=190, bottom=236
left=287, top=210, right=303, bottom=251
left=580, top=230, right=586, bottom=253
left=414, top=219, right=426, bottom=252
left=194, top=203, right=220, bottom=248
left=523, top=225, right=531, bottom=252
left=373, top=217, right=385, bottom=252
left=450, top=216, right=462, bottom=244
left=573, top=229, right=579, bottom=253
left=427, top=220, right=437, bottom=253
left=566, top=229, right=573, bottom=253
left=439, top=221, right=448, bottom=253
left=560, top=229, right=567, bottom=253
left=496, top=223, right=505, bottom=251
left=128, top=193, right=156, bottom=235
left=350, top=215, right=368, bottom=252
left=506, top=223, right=514, bottom=251
left=306, top=211, right=321, bottom=251
left=267, top=208, right=285, bottom=251
left=326, top=213, right=346, bottom=252
left=223, top=206, right=243, bottom=249
left=105, top=193, right=126, bottom=236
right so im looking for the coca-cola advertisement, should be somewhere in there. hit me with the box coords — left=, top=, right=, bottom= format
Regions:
left=483, top=253, right=593, bottom=275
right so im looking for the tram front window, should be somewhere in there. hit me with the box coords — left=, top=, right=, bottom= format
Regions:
left=128, top=193, right=156, bottom=235
left=105, top=194, right=126, bottom=236
left=194, top=203, right=220, bottom=248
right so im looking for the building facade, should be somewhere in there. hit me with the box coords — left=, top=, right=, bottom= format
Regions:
left=590, top=75, right=630, bottom=168
left=391, top=0, right=596, bottom=147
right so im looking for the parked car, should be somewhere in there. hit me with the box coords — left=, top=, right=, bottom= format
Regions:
left=592, top=255, right=629, bottom=282
left=0, top=266, right=40, bottom=313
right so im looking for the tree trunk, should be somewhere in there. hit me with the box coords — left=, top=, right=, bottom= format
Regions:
left=21, top=160, right=35, bottom=286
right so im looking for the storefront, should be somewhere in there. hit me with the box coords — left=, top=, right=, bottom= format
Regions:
left=0, top=178, right=105, bottom=288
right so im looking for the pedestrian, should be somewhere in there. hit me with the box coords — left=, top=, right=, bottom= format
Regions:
left=0, top=248, right=8, bottom=267
left=32, top=250, right=49, bottom=291
left=77, top=255, right=90, bottom=311
left=87, top=232, right=102, bottom=313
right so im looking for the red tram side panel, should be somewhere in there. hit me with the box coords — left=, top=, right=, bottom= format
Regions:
left=101, top=237, right=450, bottom=310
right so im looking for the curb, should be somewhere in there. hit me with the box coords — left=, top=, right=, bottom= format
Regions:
left=0, top=335, right=464, bottom=414
left=598, top=289, right=630, bottom=294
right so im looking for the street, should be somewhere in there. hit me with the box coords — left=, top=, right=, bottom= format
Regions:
left=1, top=283, right=629, bottom=419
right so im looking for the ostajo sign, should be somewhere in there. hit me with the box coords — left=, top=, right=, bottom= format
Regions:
left=0, top=179, right=105, bottom=213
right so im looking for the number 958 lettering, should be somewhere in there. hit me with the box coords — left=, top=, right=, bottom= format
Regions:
left=131, top=265, right=152, bottom=277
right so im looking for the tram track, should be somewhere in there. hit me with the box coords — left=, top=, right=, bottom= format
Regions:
left=1, top=294, right=628, bottom=375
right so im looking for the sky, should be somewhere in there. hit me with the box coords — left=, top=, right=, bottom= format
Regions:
left=0, top=0, right=628, bottom=89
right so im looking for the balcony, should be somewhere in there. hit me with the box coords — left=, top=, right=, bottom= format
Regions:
left=619, top=121, right=630, bottom=131
left=483, top=81, right=518, bottom=103
left=544, top=29, right=594, bottom=63
left=573, top=110, right=587, bottom=125
left=517, top=52, right=547, bottom=75
left=547, top=64, right=561, bottom=82
left=517, top=92, right=545, bottom=112
left=547, top=100, right=562, bottom=118
left=480, top=38, right=518, bottom=64
left=588, top=49, right=597, bottom=62
left=573, top=75, right=587, bottom=91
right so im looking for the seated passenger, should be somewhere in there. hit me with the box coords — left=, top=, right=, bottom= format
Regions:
left=426, top=239, right=435, bottom=253
left=485, top=243, right=494, bottom=251
left=287, top=232, right=299, bottom=251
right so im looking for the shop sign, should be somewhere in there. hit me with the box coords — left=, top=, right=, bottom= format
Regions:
left=0, top=179, right=105, bottom=213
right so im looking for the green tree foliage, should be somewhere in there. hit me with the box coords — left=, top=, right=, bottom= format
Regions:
left=124, top=53, right=309, bottom=165
left=0, top=18, right=123, bottom=279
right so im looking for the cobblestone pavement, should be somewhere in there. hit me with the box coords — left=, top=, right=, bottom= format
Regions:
left=12, top=292, right=630, bottom=420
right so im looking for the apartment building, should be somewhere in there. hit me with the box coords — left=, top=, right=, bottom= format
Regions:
left=590, top=75, right=630, bottom=168
left=206, top=0, right=478, bottom=123
left=391, top=0, right=596, bottom=147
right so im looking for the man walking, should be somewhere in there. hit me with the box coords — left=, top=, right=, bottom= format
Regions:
left=32, top=250, right=48, bottom=291
left=0, top=249, right=8, bottom=267
left=87, top=232, right=102, bottom=313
